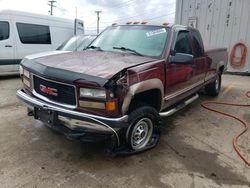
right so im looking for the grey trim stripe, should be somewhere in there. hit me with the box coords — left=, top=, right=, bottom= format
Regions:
left=205, top=74, right=216, bottom=81
left=164, top=80, right=204, bottom=101
left=0, top=59, right=22, bottom=65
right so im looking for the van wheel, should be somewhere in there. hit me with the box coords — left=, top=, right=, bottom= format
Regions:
left=205, top=73, right=221, bottom=96
left=126, top=105, right=161, bottom=151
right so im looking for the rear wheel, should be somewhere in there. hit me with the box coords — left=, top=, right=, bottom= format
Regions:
left=127, top=105, right=161, bottom=151
left=205, top=73, right=221, bottom=96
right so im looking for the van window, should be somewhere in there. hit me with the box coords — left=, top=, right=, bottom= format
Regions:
left=0, top=21, right=9, bottom=41
left=16, top=23, right=51, bottom=44
left=174, top=31, right=192, bottom=55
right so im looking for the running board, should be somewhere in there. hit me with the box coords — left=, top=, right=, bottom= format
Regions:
left=159, top=93, right=199, bottom=117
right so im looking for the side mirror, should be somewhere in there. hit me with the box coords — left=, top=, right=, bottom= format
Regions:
left=170, top=53, right=193, bottom=65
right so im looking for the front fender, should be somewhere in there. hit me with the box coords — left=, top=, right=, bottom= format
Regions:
left=121, top=78, right=164, bottom=115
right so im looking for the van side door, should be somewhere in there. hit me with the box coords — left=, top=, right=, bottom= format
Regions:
left=164, top=29, right=196, bottom=104
left=0, top=20, right=16, bottom=71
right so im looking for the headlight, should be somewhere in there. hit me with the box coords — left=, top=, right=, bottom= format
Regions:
left=19, top=65, right=23, bottom=76
left=21, top=68, right=31, bottom=87
left=23, top=69, right=30, bottom=78
left=80, top=88, right=106, bottom=99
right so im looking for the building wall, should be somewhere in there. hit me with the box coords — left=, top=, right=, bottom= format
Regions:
left=175, top=0, right=250, bottom=73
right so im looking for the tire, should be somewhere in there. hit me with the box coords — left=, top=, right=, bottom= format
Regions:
left=205, top=73, right=221, bottom=96
left=126, top=105, right=161, bottom=151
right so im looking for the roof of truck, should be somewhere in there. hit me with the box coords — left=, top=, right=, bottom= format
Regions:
left=111, top=21, right=172, bottom=27
left=110, top=22, right=190, bottom=29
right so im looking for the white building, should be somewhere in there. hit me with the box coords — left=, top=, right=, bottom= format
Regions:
left=175, top=0, right=250, bottom=73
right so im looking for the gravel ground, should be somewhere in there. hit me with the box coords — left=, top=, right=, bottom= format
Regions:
left=0, top=74, right=249, bottom=188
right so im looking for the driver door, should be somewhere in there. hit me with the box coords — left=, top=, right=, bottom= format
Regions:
left=164, top=30, right=196, bottom=103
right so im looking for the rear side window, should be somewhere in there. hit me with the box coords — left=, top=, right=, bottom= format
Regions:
left=0, top=21, right=9, bottom=41
left=16, top=23, right=51, bottom=44
left=174, top=31, right=192, bottom=55
left=191, top=31, right=204, bottom=57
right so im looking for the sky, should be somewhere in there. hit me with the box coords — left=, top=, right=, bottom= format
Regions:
left=0, top=0, right=176, bottom=34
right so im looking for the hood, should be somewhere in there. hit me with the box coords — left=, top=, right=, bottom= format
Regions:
left=32, top=50, right=157, bottom=79
left=24, top=50, right=70, bottom=60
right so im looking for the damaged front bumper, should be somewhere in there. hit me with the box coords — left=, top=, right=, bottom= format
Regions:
left=16, top=89, right=128, bottom=146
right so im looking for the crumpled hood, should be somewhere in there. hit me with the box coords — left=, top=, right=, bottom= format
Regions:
left=32, top=50, right=157, bottom=79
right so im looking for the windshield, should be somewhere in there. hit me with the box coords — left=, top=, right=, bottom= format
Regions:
left=57, top=35, right=96, bottom=51
left=90, top=25, right=169, bottom=58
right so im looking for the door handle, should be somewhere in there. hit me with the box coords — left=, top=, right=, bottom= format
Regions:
left=5, top=45, right=12, bottom=48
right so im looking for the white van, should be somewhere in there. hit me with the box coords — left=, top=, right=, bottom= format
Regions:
left=0, top=10, right=84, bottom=75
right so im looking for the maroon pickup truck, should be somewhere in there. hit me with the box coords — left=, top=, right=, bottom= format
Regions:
left=17, top=23, right=227, bottom=154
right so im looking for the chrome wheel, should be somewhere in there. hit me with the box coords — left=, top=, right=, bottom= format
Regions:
left=130, top=117, right=153, bottom=150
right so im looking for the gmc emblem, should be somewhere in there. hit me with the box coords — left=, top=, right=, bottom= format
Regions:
left=40, top=84, right=58, bottom=96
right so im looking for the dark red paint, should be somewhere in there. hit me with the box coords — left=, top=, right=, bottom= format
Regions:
left=23, top=24, right=227, bottom=118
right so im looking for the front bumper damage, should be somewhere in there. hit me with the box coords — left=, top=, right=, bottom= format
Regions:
left=16, top=89, right=128, bottom=150
left=17, top=89, right=160, bottom=155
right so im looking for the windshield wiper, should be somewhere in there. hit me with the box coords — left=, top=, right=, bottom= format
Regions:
left=113, top=46, right=143, bottom=56
left=87, top=45, right=103, bottom=51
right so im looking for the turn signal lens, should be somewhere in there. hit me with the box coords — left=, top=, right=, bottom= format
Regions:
left=23, top=78, right=31, bottom=87
left=106, top=101, right=116, bottom=111
left=79, top=101, right=105, bottom=109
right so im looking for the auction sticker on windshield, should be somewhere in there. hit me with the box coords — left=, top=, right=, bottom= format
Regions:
left=146, top=28, right=166, bottom=37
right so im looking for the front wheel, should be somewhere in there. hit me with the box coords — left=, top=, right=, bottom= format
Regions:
left=205, top=73, right=221, bottom=96
left=126, top=105, right=161, bottom=152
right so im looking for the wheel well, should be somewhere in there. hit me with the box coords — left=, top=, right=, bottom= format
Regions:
left=128, top=89, right=162, bottom=112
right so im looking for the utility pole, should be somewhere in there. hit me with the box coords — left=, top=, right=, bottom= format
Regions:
left=95, top=10, right=102, bottom=34
left=48, top=0, right=57, bottom=16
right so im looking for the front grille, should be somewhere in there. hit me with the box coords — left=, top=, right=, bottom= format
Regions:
left=33, top=75, right=76, bottom=106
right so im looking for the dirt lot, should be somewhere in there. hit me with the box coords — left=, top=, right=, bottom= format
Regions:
left=0, top=74, right=249, bottom=188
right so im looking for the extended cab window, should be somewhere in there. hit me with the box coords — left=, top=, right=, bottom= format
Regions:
left=191, top=31, right=204, bottom=57
left=174, top=31, right=192, bottom=55
left=0, top=21, right=9, bottom=41
left=16, top=23, right=51, bottom=44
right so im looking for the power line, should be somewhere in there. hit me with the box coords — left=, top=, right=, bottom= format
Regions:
left=48, top=0, right=57, bottom=16
left=112, top=3, right=176, bottom=22
left=106, top=0, right=135, bottom=9
left=145, top=11, right=175, bottom=21
left=100, top=11, right=175, bottom=25
left=100, top=1, right=175, bottom=23
left=56, top=1, right=68, bottom=14
left=87, top=12, right=175, bottom=31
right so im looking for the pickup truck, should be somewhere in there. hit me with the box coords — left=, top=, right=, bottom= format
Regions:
left=17, top=23, right=228, bottom=154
